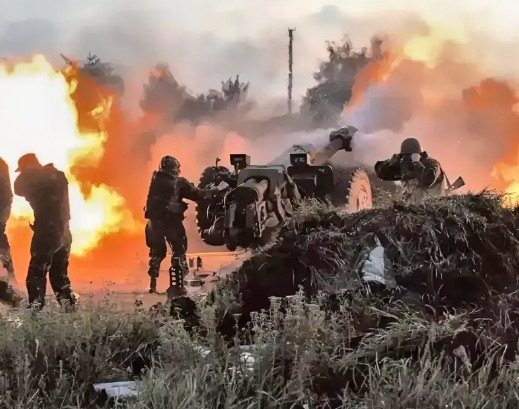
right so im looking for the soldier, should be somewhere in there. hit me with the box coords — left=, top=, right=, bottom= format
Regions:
left=144, top=155, right=212, bottom=297
left=374, top=137, right=447, bottom=204
left=0, top=157, right=15, bottom=283
left=13, top=153, right=76, bottom=310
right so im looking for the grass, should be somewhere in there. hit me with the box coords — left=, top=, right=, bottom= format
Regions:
left=3, top=192, right=519, bottom=408
left=3, top=291, right=519, bottom=408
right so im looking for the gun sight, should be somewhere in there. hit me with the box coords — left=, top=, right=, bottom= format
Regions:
left=230, top=154, right=250, bottom=171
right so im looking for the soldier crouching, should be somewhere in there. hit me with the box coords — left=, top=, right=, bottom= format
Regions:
left=14, top=153, right=76, bottom=310
left=144, top=155, right=214, bottom=297
left=375, top=137, right=447, bottom=204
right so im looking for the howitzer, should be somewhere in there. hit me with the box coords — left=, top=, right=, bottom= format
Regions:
left=273, top=125, right=373, bottom=212
left=222, top=166, right=300, bottom=250
left=200, top=159, right=300, bottom=251
left=196, top=126, right=374, bottom=250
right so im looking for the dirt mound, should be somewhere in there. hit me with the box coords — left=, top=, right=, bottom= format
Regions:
left=172, top=193, right=519, bottom=333
left=164, top=193, right=519, bottom=405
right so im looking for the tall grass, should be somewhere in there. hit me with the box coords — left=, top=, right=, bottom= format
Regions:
left=0, top=289, right=517, bottom=408
left=4, top=193, right=519, bottom=408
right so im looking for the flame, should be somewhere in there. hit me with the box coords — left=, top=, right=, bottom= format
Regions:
left=403, top=23, right=468, bottom=68
left=0, top=55, right=139, bottom=256
left=345, top=51, right=399, bottom=113
left=492, top=160, right=519, bottom=206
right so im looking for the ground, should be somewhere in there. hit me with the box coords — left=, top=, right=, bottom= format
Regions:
left=79, top=251, right=250, bottom=311
left=2, top=194, right=519, bottom=408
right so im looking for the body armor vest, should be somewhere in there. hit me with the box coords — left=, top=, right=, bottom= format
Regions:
left=145, top=170, right=186, bottom=220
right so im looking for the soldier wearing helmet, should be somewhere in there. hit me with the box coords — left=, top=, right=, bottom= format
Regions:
left=144, top=155, right=213, bottom=296
left=13, top=153, right=76, bottom=310
left=374, top=138, right=447, bottom=204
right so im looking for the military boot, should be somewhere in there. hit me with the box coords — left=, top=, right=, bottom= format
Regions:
left=166, top=285, right=187, bottom=299
left=147, top=257, right=161, bottom=294
left=167, top=261, right=187, bottom=300
left=56, top=288, right=78, bottom=312
left=149, top=276, right=157, bottom=294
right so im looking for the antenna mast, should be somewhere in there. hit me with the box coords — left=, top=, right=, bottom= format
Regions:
left=288, top=28, right=296, bottom=115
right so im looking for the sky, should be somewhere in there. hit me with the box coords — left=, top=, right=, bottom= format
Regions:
left=3, top=0, right=519, bottom=284
left=2, top=0, right=519, bottom=111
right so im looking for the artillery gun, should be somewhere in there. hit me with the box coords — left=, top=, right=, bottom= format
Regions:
left=195, top=126, right=374, bottom=251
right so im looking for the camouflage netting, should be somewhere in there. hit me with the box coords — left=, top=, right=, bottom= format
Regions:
left=174, top=192, right=519, bottom=332
left=166, top=193, right=519, bottom=403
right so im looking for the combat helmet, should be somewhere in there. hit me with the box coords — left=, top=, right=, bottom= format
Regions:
left=159, top=155, right=180, bottom=173
left=15, top=153, right=42, bottom=172
left=400, top=138, right=423, bottom=155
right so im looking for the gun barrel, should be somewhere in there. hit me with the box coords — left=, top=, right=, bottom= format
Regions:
left=312, top=137, right=344, bottom=165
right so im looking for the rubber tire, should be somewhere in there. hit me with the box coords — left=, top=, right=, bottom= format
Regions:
left=331, top=168, right=373, bottom=213
left=198, top=166, right=232, bottom=189
left=195, top=166, right=231, bottom=245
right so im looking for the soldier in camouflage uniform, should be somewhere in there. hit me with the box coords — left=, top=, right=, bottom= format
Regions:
left=0, top=157, right=15, bottom=283
left=14, top=153, right=76, bottom=310
left=375, top=138, right=447, bottom=204
left=144, top=155, right=212, bottom=297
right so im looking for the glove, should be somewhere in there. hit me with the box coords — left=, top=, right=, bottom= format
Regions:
left=389, top=154, right=402, bottom=165
left=410, top=159, right=425, bottom=172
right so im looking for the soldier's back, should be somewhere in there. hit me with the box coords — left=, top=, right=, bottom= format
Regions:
left=145, top=170, right=176, bottom=220
left=18, top=165, right=69, bottom=226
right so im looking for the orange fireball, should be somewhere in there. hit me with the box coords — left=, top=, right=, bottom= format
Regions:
left=0, top=55, right=140, bottom=256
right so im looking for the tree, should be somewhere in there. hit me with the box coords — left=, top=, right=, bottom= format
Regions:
left=208, top=75, right=249, bottom=113
left=140, top=63, right=187, bottom=118
left=301, top=36, right=384, bottom=126
left=60, top=52, right=123, bottom=133
left=174, top=75, right=250, bottom=124
left=80, top=52, right=125, bottom=97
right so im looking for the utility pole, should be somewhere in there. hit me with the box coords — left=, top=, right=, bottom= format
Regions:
left=288, top=28, right=296, bottom=115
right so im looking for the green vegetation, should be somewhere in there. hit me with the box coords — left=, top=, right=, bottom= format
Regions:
left=3, top=193, right=519, bottom=408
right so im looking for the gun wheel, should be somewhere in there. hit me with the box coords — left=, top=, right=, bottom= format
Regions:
left=332, top=167, right=373, bottom=213
left=196, top=165, right=231, bottom=246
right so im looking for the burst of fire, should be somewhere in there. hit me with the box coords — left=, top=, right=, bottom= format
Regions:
left=0, top=55, right=139, bottom=256
left=492, top=161, right=519, bottom=206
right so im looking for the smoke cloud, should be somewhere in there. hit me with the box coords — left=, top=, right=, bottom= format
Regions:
left=3, top=0, right=519, bottom=290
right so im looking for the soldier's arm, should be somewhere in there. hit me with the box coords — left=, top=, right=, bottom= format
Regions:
left=58, top=171, right=71, bottom=220
left=0, top=164, right=12, bottom=208
left=418, top=158, right=442, bottom=187
left=0, top=164, right=12, bottom=223
left=374, top=156, right=402, bottom=181
left=178, top=177, right=204, bottom=202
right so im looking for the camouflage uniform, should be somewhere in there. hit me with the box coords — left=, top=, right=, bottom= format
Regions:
left=14, top=154, right=76, bottom=310
left=375, top=138, right=446, bottom=204
left=144, top=156, right=209, bottom=295
left=0, top=157, right=14, bottom=281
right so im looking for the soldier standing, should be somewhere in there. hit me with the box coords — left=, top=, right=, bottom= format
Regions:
left=374, top=138, right=447, bottom=204
left=0, top=157, right=15, bottom=283
left=13, top=153, right=76, bottom=310
left=144, top=155, right=212, bottom=297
